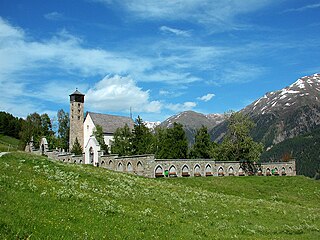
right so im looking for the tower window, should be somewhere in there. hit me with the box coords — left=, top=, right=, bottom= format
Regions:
left=78, top=116, right=80, bottom=120
left=78, top=103, right=80, bottom=107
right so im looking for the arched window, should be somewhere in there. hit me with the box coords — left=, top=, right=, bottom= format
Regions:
left=218, top=167, right=224, bottom=177
left=281, top=167, right=286, bottom=176
left=89, top=147, right=94, bottom=164
left=194, top=165, right=201, bottom=177
left=169, top=165, right=177, bottom=177
left=257, top=168, right=263, bottom=176
left=289, top=167, right=293, bottom=173
left=155, top=165, right=164, bottom=178
left=239, top=167, right=245, bottom=176
left=205, top=164, right=213, bottom=176
left=117, top=162, right=123, bottom=171
left=137, top=161, right=143, bottom=172
left=266, top=168, right=271, bottom=176
left=274, top=167, right=279, bottom=176
left=127, top=162, right=133, bottom=172
left=182, top=165, right=190, bottom=177
left=228, top=167, right=234, bottom=176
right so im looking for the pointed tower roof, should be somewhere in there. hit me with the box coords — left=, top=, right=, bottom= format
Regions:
left=70, top=88, right=85, bottom=96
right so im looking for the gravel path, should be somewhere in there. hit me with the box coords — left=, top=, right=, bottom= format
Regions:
left=0, top=152, right=8, bottom=157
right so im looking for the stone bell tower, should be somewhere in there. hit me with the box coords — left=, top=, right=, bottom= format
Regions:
left=69, top=89, right=85, bottom=151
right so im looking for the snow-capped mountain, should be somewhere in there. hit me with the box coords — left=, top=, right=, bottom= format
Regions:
left=243, top=73, right=320, bottom=116
left=144, top=121, right=161, bottom=131
left=211, top=73, right=320, bottom=148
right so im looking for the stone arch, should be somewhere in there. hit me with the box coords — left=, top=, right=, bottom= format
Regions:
left=127, top=162, right=133, bottom=172
left=266, top=168, right=271, bottom=176
left=169, top=165, right=177, bottom=177
left=117, top=162, right=123, bottom=171
left=41, top=144, right=45, bottom=155
left=155, top=165, right=164, bottom=178
left=218, top=167, right=224, bottom=177
left=101, top=160, right=105, bottom=166
left=288, top=166, right=293, bottom=174
left=281, top=167, right=286, bottom=176
left=74, top=159, right=77, bottom=163
left=239, top=167, right=245, bottom=176
left=274, top=167, right=279, bottom=176
left=89, top=147, right=94, bottom=164
left=194, top=164, right=201, bottom=177
left=137, top=161, right=143, bottom=172
left=257, top=167, right=263, bottom=176
left=182, top=165, right=190, bottom=177
left=205, top=164, right=213, bottom=176
left=228, top=166, right=234, bottom=176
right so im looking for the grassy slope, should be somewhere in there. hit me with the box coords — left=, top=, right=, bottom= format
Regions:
left=0, top=152, right=319, bottom=239
left=0, top=134, right=20, bottom=152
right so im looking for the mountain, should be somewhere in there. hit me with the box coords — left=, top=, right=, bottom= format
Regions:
left=160, top=111, right=225, bottom=145
left=260, top=126, right=320, bottom=178
left=144, top=121, right=161, bottom=131
left=211, top=73, right=320, bottom=148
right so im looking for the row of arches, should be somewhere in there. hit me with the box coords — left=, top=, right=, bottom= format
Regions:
left=154, top=164, right=293, bottom=177
left=154, top=164, right=244, bottom=178
left=100, top=160, right=144, bottom=173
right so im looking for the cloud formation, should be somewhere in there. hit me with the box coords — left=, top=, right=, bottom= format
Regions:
left=198, top=93, right=215, bottom=102
left=159, top=26, right=191, bottom=37
left=85, top=75, right=162, bottom=113
left=44, top=12, right=65, bottom=21
left=283, top=3, right=320, bottom=13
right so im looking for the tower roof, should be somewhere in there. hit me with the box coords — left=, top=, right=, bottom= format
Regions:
left=70, top=89, right=85, bottom=96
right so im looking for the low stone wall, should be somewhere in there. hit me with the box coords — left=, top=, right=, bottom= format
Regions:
left=27, top=140, right=296, bottom=178
left=98, top=155, right=296, bottom=178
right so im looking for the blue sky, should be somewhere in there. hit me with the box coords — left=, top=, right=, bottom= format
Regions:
left=0, top=0, right=320, bottom=122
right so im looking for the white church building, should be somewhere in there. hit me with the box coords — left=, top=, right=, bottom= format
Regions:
left=69, top=90, right=134, bottom=165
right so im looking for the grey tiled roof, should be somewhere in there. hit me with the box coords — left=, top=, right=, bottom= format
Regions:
left=87, top=112, right=134, bottom=134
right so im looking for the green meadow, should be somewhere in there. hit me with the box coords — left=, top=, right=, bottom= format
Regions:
left=0, top=134, right=20, bottom=152
left=0, top=152, right=319, bottom=239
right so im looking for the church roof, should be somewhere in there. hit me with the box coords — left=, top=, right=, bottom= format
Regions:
left=70, top=89, right=85, bottom=96
left=87, top=112, right=134, bottom=134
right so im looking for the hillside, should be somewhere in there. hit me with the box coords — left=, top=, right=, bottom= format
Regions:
left=210, top=73, right=320, bottom=147
left=1, top=152, right=319, bottom=239
left=0, top=134, right=21, bottom=152
left=260, top=126, right=320, bottom=178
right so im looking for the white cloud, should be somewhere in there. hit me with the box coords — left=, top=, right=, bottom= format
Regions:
left=283, top=3, right=320, bottom=13
left=96, top=0, right=277, bottom=30
left=85, top=75, right=162, bottom=113
left=166, top=101, right=197, bottom=112
left=159, top=26, right=191, bottom=37
left=198, top=93, right=215, bottom=102
left=44, top=12, right=65, bottom=21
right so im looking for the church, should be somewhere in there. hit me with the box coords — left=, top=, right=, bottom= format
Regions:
left=69, top=89, right=134, bottom=165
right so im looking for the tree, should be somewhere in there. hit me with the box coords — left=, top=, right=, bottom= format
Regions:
left=189, top=126, right=214, bottom=159
left=218, top=112, right=264, bottom=162
left=111, top=124, right=133, bottom=156
left=132, top=116, right=155, bottom=155
left=57, top=109, right=69, bottom=151
left=20, top=112, right=42, bottom=148
left=155, top=122, right=188, bottom=159
left=40, top=113, right=56, bottom=149
left=93, top=125, right=109, bottom=154
left=71, top=137, right=83, bottom=155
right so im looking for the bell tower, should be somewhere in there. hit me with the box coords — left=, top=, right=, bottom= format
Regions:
left=69, top=89, right=85, bottom=151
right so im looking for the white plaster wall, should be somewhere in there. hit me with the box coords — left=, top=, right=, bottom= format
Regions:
left=83, top=113, right=96, bottom=148
left=84, top=137, right=100, bottom=165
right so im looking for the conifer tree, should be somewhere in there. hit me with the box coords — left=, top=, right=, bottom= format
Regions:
left=111, top=124, right=133, bottom=156
left=132, top=116, right=154, bottom=155
left=189, top=126, right=213, bottom=159
left=93, top=125, right=109, bottom=154
left=71, top=137, right=83, bottom=155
